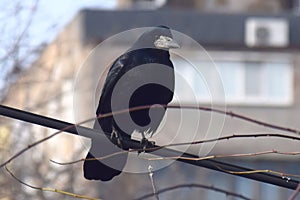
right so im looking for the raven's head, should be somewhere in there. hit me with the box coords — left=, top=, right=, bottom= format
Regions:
left=153, top=26, right=180, bottom=49
left=154, top=34, right=180, bottom=49
left=133, top=26, right=180, bottom=50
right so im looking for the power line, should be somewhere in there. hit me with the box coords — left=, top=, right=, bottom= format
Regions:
left=0, top=104, right=299, bottom=190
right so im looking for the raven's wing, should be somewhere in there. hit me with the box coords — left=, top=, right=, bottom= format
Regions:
left=96, top=54, right=128, bottom=115
left=84, top=54, right=130, bottom=181
left=95, top=53, right=132, bottom=136
left=84, top=122, right=128, bottom=181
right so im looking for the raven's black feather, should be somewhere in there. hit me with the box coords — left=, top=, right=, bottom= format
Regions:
left=83, top=26, right=176, bottom=181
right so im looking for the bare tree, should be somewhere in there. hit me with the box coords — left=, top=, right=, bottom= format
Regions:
left=0, top=1, right=94, bottom=199
left=0, top=1, right=300, bottom=199
left=0, top=0, right=44, bottom=101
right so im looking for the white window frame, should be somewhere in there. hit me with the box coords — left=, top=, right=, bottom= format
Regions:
left=172, top=51, right=294, bottom=107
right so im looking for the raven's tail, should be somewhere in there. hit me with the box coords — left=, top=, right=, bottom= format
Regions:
left=83, top=137, right=128, bottom=181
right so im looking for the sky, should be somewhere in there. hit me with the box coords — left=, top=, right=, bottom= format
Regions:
left=31, top=0, right=117, bottom=43
left=0, top=0, right=116, bottom=92
left=0, top=0, right=117, bottom=51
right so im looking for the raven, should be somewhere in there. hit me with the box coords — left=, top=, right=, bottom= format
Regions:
left=83, top=26, right=179, bottom=181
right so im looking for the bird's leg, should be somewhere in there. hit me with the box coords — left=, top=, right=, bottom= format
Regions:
left=110, top=128, right=124, bottom=149
left=139, top=130, right=155, bottom=153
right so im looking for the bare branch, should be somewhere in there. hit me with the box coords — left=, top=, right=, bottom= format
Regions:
left=2, top=103, right=300, bottom=169
left=289, top=183, right=300, bottom=200
left=0, top=105, right=99, bottom=168
left=134, top=183, right=252, bottom=200
left=144, top=150, right=300, bottom=161
left=1, top=104, right=300, bottom=189
left=50, top=145, right=300, bottom=166
left=219, top=168, right=300, bottom=179
left=50, top=149, right=131, bottom=165
left=147, top=165, right=158, bottom=200
left=160, top=133, right=300, bottom=149
left=4, top=165, right=101, bottom=200
left=95, top=104, right=300, bottom=136
left=0, top=126, right=67, bottom=168
left=168, top=104, right=300, bottom=135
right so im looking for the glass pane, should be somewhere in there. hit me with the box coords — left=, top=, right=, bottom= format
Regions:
left=265, top=62, right=291, bottom=99
left=173, top=55, right=293, bottom=105
left=195, top=61, right=212, bottom=99
left=173, top=58, right=210, bottom=102
left=245, top=62, right=262, bottom=96
left=216, top=61, right=242, bottom=99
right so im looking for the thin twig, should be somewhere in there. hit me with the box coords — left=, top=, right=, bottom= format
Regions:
left=289, top=183, right=300, bottom=200
left=2, top=103, right=300, bottom=169
left=50, top=149, right=135, bottom=165
left=134, top=183, right=252, bottom=200
left=115, top=104, right=300, bottom=135
left=0, top=0, right=39, bottom=63
left=50, top=147, right=300, bottom=166
left=0, top=107, right=100, bottom=168
left=0, top=124, right=71, bottom=168
left=169, top=104, right=300, bottom=136
left=141, top=150, right=300, bottom=179
left=4, top=165, right=100, bottom=200
left=156, top=133, right=300, bottom=150
left=219, top=168, right=300, bottom=179
left=51, top=148, right=300, bottom=185
left=148, top=165, right=159, bottom=200
left=1, top=104, right=300, bottom=190
left=144, top=150, right=300, bottom=162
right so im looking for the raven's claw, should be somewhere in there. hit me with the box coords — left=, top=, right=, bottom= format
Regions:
left=110, top=129, right=130, bottom=150
left=138, top=138, right=155, bottom=154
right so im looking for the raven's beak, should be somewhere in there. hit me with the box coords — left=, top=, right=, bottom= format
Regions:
left=154, top=36, right=180, bottom=49
left=166, top=38, right=180, bottom=49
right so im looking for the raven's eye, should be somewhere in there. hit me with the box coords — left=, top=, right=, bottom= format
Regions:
left=165, top=36, right=172, bottom=41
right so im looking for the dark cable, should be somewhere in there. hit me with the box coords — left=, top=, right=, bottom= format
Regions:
left=0, top=104, right=298, bottom=189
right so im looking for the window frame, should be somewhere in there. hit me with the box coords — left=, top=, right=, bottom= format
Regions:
left=172, top=51, right=294, bottom=107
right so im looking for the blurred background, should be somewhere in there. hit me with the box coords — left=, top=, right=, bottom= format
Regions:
left=1, top=0, right=300, bottom=199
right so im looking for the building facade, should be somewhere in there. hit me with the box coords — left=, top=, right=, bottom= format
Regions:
left=2, top=4, right=300, bottom=199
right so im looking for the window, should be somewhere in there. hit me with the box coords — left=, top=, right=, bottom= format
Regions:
left=173, top=52, right=293, bottom=106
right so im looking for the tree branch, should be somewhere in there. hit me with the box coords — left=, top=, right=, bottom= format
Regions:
left=0, top=104, right=299, bottom=190
left=134, top=183, right=252, bottom=200
left=159, top=133, right=300, bottom=149
left=144, top=150, right=300, bottom=163
left=4, top=165, right=100, bottom=200
left=289, top=183, right=300, bottom=200
left=167, top=104, right=300, bottom=135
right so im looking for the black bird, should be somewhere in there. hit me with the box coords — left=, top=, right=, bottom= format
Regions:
left=83, top=26, right=179, bottom=181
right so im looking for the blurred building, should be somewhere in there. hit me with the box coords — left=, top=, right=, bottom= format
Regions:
left=118, top=0, right=300, bottom=12
left=0, top=15, right=99, bottom=199
left=2, top=0, right=300, bottom=199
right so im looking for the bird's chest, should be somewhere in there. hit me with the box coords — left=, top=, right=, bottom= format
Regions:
left=121, top=59, right=173, bottom=90
left=108, top=51, right=174, bottom=110
left=141, top=56, right=157, bottom=63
